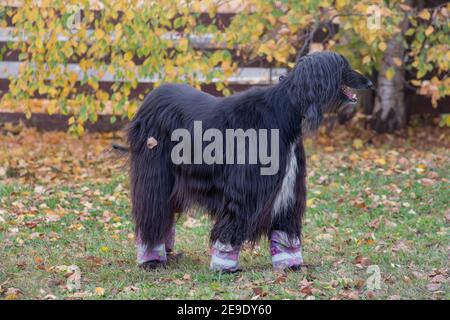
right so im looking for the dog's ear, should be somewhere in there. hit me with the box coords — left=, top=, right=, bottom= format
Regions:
left=301, top=103, right=323, bottom=132
left=287, top=53, right=342, bottom=131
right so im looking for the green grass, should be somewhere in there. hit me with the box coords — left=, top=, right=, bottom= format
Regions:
left=1, top=156, right=448, bottom=300
left=1, top=126, right=449, bottom=300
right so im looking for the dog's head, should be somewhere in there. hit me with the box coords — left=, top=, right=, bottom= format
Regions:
left=284, top=51, right=373, bottom=131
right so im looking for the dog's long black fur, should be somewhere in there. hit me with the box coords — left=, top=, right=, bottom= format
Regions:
left=128, top=51, right=372, bottom=254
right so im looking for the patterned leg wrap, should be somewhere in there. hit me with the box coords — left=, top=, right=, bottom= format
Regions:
left=270, top=230, right=303, bottom=270
left=210, top=241, right=241, bottom=272
left=136, top=224, right=177, bottom=264
left=136, top=241, right=166, bottom=264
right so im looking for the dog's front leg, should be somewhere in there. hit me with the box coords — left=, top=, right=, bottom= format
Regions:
left=270, top=230, right=303, bottom=271
left=210, top=241, right=242, bottom=273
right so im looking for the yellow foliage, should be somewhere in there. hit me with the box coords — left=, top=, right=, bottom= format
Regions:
left=385, top=68, right=396, bottom=81
left=1, top=0, right=448, bottom=134
left=94, top=29, right=105, bottom=40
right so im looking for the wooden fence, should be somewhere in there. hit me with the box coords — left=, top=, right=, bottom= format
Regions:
left=0, top=5, right=448, bottom=132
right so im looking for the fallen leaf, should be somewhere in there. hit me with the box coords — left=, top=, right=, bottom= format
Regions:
left=69, top=291, right=91, bottom=299
left=147, top=137, right=158, bottom=149
left=354, top=279, right=365, bottom=290
left=183, top=274, right=192, bottom=281
left=182, top=216, right=201, bottom=228
left=34, top=185, right=45, bottom=194
left=66, top=265, right=81, bottom=292
left=352, top=139, right=363, bottom=149
left=252, top=287, right=267, bottom=297
left=426, top=283, right=441, bottom=291
left=4, top=287, right=23, bottom=296
left=369, top=217, right=381, bottom=229
left=420, top=178, right=434, bottom=186
left=316, top=233, right=333, bottom=241
left=392, top=241, right=409, bottom=252
left=431, top=275, right=446, bottom=283
left=123, top=285, right=140, bottom=293
left=354, top=254, right=371, bottom=266
left=444, top=210, right=450, bottom=223
left=374, top=157, right=386, bottom=166
left=95, top=287, right=105, bottom=296
left=274, top=275, right=287, bottom=284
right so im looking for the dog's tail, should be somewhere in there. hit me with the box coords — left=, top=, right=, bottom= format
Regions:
left=127, top=99, right=176, bottom=250
left=112, top=143, right=129, bottom=152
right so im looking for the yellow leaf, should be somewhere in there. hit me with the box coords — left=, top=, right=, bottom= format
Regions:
left=47, top=103, right=56, bottom=115
left=379, top=42, right=387, bottom=51
left=418, top=10, right=431, bottom=20
left=95, top=287, right=105, bottom=296
left=35, top=37, right=44, bottom=50
left=349, top=153, right=359, bottom=162
left=192, top=0, right=201, bottom=12
left=94, top=29, right=105, bottom=40
left=100, top=246, right=109, bottom=253
left=69, top=72, right=78, bottom=85
left=352, top=139, right=363, bottom=149
left=385, top=67, right=395, bottom=80
left=446, top=115, right=450, bottom=127
left=165, top=63, right=175, bottom=77
left=416, top=163, right=427, bottom=173
left=79, top=42, right=87, bottom=54
left=68, top=116, right=75, bottom=125
left=425, top=26, right=434, bottom=36
left=124, top=52, right=133, bottom=61
left=178, top=38, right=189, bottom=51
left=374, top=158, right=386, bottom=166
left=362, top=56, right=371, bottom=65
left=336, top=0, right=347, bottom=10
left=126, top=10, right=135, bottom=20
left=393, top=58, right=402, bottom=67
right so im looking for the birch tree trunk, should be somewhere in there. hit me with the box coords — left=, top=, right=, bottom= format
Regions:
left=371, top=7, right=410, bottom=133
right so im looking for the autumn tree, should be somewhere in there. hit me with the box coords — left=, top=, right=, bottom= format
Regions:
left=225, top=0, right=449, bottom=132
left=0, top=0, right=448, bottom=133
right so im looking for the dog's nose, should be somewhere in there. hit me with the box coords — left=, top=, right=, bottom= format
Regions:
left=367, top=80, right=375, bottom=89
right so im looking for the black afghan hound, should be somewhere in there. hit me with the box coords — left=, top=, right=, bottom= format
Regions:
left=127, top=51, right=373, bottom=272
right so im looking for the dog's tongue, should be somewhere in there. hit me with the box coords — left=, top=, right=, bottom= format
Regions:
left=342, top=86, right=357, bottom=100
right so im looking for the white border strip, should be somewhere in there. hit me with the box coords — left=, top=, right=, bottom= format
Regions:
left=0, top=61, right=286, bottom=85
left=0, top=27, right=222, bottom=49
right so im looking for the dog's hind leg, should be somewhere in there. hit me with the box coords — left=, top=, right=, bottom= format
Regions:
left=129, top=133, right=176, bottom=269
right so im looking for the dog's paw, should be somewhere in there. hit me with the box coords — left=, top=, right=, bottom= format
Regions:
left=212, top=268, right=243, bottom=274
left=139, top=260, right=166, bottom=271
left=284, top=264, right=303, bottom=272
left=167, top=252, right=183, bottom=263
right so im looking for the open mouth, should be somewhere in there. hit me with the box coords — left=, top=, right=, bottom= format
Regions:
left=341, top=86, right=358, bottom=105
